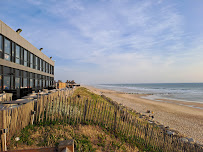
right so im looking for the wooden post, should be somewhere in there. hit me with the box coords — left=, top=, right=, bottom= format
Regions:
left=73, top=97, right=77, bottom=124
left=65, top=96, right=68, bottom=123
left=114, top=108, right=117, bottom=133
left=78, top=98, right=83, bottom=123
left=83, top=99, right=88, bottom=123
left=92, top=100, right=97, bottom=124
left=102, top=103, right=107, bottom=126
left=51, top=94, right=55, bottom=122
left=45, top=95, right=49, bottom=121
left=31, top=110, right=36, bottom=125
left=68, top=97, right=72, bottom=124
left=106, top=106, right=111, bottom=129
left=1, top=110, right=7, bottom=151
left=41, top=96, right=45, bottom=123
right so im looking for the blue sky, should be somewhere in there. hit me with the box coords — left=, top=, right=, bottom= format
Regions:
left=0, top=0, right=203, bottom=84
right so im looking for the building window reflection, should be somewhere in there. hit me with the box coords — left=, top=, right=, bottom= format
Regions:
left=4, top=38, right=11, bottom=61
left=0, top=66, right=2, bottom=92
left=30, top=78, right=33, bottom=88
left=11, top=42, right=15, bottom=62
left=30, top=53, right=33, bottom=68
left=15, top=77, right=20, bottom=89
left=0, top=35, right=3, bottom=58
left=24, top=49, right=28, bottom=66
left=4, top=76, right=10, bottom=90
left=16, top=45, right=20, bottom=64
left=35, top=56, right=38, bottom=70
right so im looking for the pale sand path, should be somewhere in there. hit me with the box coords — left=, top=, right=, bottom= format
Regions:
left=82, top=85, right=203, bottom=144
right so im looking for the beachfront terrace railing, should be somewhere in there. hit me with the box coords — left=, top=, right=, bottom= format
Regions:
left=0, top=89, right=74, bottom=151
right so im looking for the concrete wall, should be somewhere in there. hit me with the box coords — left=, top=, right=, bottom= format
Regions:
left=0, top=20, right=55, bottom=66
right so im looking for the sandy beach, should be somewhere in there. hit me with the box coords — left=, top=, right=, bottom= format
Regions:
left=83, top=85, right=203, bottom=144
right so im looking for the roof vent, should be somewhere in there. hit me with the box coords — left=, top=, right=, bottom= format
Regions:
left=39, top=48, right=43, bottom=51
left=50, top=56, right=52, bottom=59
left=16, top=29, right=22, bottom=34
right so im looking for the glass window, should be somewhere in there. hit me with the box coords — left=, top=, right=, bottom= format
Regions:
left=35, top=74, right=38, bottom=87
left=0, top=35, right=2, bottom=52
left=49, top=64, right=51, bottom=74
left=3, top=66, right=10, bottom=75
left=47, top=63, right=49, bottom=73
left=23, top=71, right=27, bottom=77
left=32, top=73, right=35, bottom=78
left=30, top=78, right=33, bottom=88
left=23, top=78, right=27, bottom=88
left=50, top=65, right=52, bottom=74
left=15, top=77, right=20, bottom=89
left=3, top=76, right=10, bottom=90
left=20, top=48, right=23, bottom=65
left=33, top=55, right=36, bottom=69
left=0, top=35, right=2, bottom=58
left=15, top=69, right=20, bottom=77
left=46, top=62, right=48, bottom=73
left=11, top=42, right=15, bottom=62
left=35, top=79, right=38, bottom=87
left=11, top=75, right=14, bottom=89
left=30, top=53, right=33, bottom=68
left=15, top=45, right=20, bottom=64
left=39, top=59, right=42, bottom=71
left=4, top=38, right=11, bottom=61
left=0, top=66, right=2, bottom=92
left=35, top=56, right=38, bottom=70
left=39, top=79, right=41, bottom=87
left=24, top=50, right=27, bottom=66
left=43, top=61, right=45, bottom=72
left=0, top=75, right=2, bottom=91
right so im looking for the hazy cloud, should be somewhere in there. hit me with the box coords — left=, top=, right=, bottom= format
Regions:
left=1, top=0, right=203, bottom=83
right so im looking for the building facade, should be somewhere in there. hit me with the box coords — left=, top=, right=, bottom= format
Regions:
left=0, top=20, right=55, bottom=99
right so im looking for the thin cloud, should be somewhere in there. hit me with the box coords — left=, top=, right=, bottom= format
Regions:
left=0, top=0, right=203, bottom=83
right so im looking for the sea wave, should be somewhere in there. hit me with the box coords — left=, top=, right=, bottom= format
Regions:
left=96, top=83, right=203, bottom=103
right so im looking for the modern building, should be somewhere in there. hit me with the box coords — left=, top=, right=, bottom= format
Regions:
left=0, top=20, right=55, bottom=99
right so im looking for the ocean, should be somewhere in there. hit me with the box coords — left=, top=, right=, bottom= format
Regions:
left=95, top=83, right=203, bottom=104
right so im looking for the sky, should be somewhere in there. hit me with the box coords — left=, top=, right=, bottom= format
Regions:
left=0, top=0, right=203, bottom=84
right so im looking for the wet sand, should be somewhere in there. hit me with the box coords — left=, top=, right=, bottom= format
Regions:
left=83, top=85, right=203, bottom=144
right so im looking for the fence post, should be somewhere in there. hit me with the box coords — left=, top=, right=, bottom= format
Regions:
left=31, top=110, right=36, bottom=125
left=1, top=110, right=7, bottom=151
left=114, top=108, right=117, bottom=134
left=83, top=99, right=88, bottom=123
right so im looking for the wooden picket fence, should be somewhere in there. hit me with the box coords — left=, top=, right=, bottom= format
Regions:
left=0, top=100, right=35, bottom=151
left=35, top=91, right=202, bottom=152
left=0, top=88, right=202, bottom=152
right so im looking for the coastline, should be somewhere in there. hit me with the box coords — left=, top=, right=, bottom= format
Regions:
left=82, top=85, right=203, bottom=144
